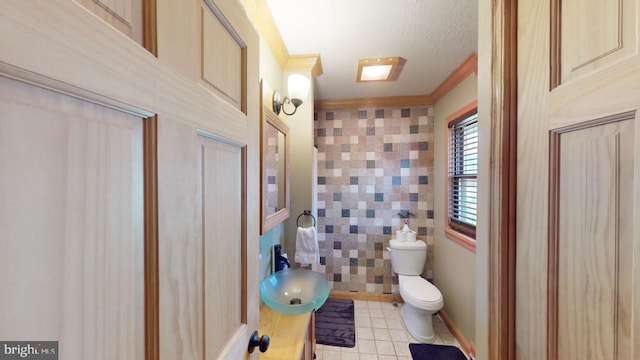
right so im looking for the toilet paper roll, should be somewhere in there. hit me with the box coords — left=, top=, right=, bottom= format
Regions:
left=407, top=231, right=417, bottom=242
left=396, top=230, right=407, bottom=241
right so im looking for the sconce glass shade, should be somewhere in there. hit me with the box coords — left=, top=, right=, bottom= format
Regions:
left=272, top=74, right=311, bottom=116
left=287, top=74, right=310, bottom=103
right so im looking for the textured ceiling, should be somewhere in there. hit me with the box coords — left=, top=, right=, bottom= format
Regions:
left=265, top=0, right=478, bottom=101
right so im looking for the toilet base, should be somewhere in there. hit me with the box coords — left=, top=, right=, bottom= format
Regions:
left=401, top=303, right=436, bottom=343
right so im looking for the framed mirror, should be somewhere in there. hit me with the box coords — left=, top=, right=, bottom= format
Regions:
left=261, top=106, right=290, bottom=234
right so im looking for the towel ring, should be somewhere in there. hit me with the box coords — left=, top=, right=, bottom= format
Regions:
left=296, top=210, right=316, bottom=227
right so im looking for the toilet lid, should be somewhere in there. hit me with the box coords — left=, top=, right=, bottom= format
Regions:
left=399, top=276, right=443, bottom=310
left=389, top=239, right=426, bottom=249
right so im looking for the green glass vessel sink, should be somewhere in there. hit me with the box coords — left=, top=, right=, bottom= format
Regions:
left=260, top=268, right=330, bottom=315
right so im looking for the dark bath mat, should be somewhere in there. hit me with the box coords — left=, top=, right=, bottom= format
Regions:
left=315, top=298, right=355, bottom=348
left=409, top=343, right=467, bottom=360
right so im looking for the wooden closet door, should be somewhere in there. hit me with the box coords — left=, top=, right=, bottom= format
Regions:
left=0, top=76, right=145, bottom=359
left=517, top=0, right=640, bottom=358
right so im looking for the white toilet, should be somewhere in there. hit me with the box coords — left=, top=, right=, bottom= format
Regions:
left=389, top=239, right=443, bottom=343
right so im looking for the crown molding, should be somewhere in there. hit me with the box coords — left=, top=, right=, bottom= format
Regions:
left=430, top=52, right=478, bottom=103
left=241, top=0, right=323, bottom=79
left=315, top=94, right=433, bottom=110
left=239, top=0, right=289, bottom=69
left=285, top=54, right=323, bottom=78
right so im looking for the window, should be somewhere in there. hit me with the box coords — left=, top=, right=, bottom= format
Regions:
left=446, top=102, right=478, bottom=248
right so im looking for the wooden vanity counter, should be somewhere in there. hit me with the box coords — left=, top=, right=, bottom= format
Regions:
left=259, top=305, right=315, bottom=360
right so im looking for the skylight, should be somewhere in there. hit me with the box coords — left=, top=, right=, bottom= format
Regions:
left=357, top=57, right=405, bottom=82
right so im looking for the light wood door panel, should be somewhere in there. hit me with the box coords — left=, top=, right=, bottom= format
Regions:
left=555, top=119, right=634, bottom=360
left=157, top=119, right=204, bottom=359
left=0, top=76, right=144, bottom=358
left=157, top=121, right=255, bottom=360
left=76, top=0, right=143, bottom=44
left=201, top=136, right=244, bottom=358
left=557, top=0, right=638, bottom=85
left=201, top=4, right=244, bottom=109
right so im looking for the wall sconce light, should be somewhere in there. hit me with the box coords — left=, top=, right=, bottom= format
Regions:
left=272, top=74, right=310, bottom=116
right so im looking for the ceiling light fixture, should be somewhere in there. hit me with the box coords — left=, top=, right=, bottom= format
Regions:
left=272, top=74, right=311, bottom=116
left=357, top=57, right=405, bottom=82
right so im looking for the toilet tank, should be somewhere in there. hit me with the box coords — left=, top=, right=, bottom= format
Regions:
left=389, top=239, right=427, bottom=275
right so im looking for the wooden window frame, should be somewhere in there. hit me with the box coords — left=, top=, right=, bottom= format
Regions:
left=445, top=99, right=478, bottom=253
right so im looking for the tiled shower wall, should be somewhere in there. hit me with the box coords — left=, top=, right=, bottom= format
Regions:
left=314, top=106, right=435, bottom=294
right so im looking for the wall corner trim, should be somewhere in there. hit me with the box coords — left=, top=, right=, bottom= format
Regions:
left=439, top=308, right=474, bottom=358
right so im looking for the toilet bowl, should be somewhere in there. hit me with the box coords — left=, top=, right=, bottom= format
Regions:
left=398, top=275, right=443, bottom=343
left=389, top=239, right=444, bottom=343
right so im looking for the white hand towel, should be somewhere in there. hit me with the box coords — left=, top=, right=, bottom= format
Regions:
left=295, top=226, right=319, bottom=265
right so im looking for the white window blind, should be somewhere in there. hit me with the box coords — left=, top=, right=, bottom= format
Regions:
left=448, top=113, right=478, bottom=235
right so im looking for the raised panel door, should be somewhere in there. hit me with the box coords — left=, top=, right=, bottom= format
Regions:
left=517, top=0, right=640, bottom=358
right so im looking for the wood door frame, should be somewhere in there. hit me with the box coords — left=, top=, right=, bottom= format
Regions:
left=487, top=0, right=517, bottom=359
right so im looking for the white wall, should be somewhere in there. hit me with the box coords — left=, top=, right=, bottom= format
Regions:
left=282, top=72, right=315, bottom=265
left=258, top=37, right=285, bottom=281
left=257, top=37, right=316, bottom=274
left=433, top=74, right=478, bottom=342
left=260, top=37, right=284, bottom=109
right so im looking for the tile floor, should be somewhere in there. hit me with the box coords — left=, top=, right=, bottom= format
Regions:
left=314, top=300, right=466, bottom=360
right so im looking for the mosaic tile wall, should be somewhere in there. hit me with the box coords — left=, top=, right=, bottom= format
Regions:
left=314, top=106, right=435, bottom=294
